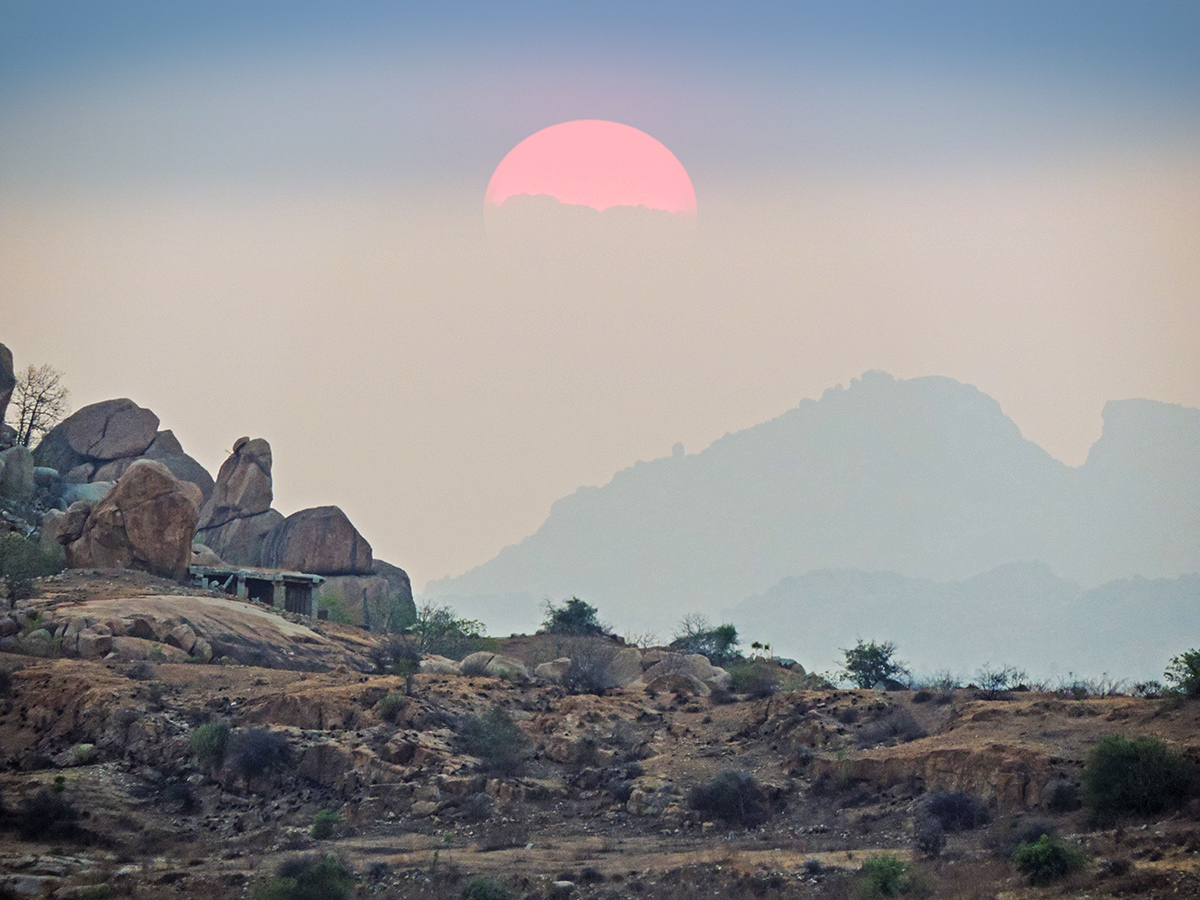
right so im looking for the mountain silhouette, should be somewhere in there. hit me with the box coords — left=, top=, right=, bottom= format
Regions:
left=426, top=372, right=1200, bottom=659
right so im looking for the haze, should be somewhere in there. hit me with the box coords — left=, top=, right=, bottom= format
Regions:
left=2, top=2, right=1198, bottom=597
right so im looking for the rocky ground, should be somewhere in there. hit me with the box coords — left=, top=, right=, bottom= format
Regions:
left=0, top=572, right=1198, bottom=899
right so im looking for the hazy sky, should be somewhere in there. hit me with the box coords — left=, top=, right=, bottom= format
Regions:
left=3, top=3, right=1199, bottom=594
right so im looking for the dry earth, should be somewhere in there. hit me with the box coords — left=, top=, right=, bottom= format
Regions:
left=0, top=571, right=1198, bottom=899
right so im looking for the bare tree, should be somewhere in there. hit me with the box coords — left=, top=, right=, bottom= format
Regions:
left=11, top=364, right=70, bottom=447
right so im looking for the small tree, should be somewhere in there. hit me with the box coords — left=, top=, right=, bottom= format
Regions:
left=11, top=364, right=70, bottom=448
left=1165, top=649, right=1200, bottom=699
left=408, top=601, right=489, bottom=659
left=1082, top=734, right=1192, bottom=822
left=540, top=596, right=608, bottom=636
left=841, top=640, right=908, bottom=689
left=671, top=614, right=742, bottom=666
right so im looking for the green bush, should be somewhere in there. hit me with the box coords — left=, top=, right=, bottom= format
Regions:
left=1165, top=649, right=1200, bottom=698
left=311, top=809, right=339, bottom=840
left=1012, top=834, right=1088, bottom=884
left=688, top=770, right=769, bottom=827
left=377, top=692, right=406, bottom=723
left=727, top=662, right=781, bottom=698
left=456, top=707, right=531, bottom=776
left=540, top=597, right=609, bottom=636
left=409, top=601, right=492, bottom=659
left=0, top=533, right=63, bottom=602
left=1082, top=735, right=1192, bottom=822
left=841, top=640, right=908, bottom=689
left=461, top=876, right=516, bottom=900
left=253, top=854, right=355, bottom=900
left=858, top=854, right=926, bottom=897
left=190, top=720, right=231, bottom=771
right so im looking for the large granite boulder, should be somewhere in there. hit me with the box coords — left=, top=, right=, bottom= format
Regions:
left=372, top=558, right=417, bottom=628
left=316, top=575, right=390, bottom=629
left=261, top=506, right=372, bottom=575
left=0, top=446, right=34, bottom=502
left=63, top=459, right=202, bottom=580
left=199, top=437, right=273, bottom=526
left=0, top=343, right=14, bottom=428
left=94, top=430, right=215, bottom=502
left=194, top=437, right=279, bottom=566
left=34, top=399, right=159, bottom=470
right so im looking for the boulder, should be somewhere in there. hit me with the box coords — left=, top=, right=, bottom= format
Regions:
left=198, top=509, right=283, bottom=566
left=644, top=673, right=710, bottom=697
left=643, top=653, right=728, bottom=692
left=77, top=626, right=114, bottom=659
left=485, top=654, right=530, bottom=681
left=261, top=505, right=372, bottom=575
left=419, top=655, right=461, bottom=675
left=94, top=447, right=214, bottom=503
left=535, top=658, right=572, bottom=683
left=58, top=501, right=93, bottom=545
left=199, top=437, right=274, bottom=528
left=460, top=651, right=497, bottom=676
left=194, top=508, right=283, bottom=567
left=372, top=558, right=417, bottom=628
left=0, top=343, right=14, bottom=425
left=0, top=446, right=34, bottom=502
left=605, top=647, right=645, bottom=688
left=190, top=543, right=225, bottom=567
left=62, top=481, right=114, bottom=507
left=317, top=575, right=390, bottom=629
left=39, top=510, right=67, bottom=565
left=63, top=459, right=202, bottom=580
left=36, top=398, right=159, bottom=466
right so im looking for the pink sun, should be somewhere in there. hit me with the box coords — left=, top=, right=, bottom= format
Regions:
left=485, top=120, right=697, bottom=218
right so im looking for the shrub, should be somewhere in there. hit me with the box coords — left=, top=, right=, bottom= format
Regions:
left=253, top=854, right=355, bottom=900
left=16, top=788, right=80, bottom=840
left=377, top=692, right=406, bottom=724
left=1045, top=779, right=1081, bottom=813
left=540, top=597, right=608, bottom=636
left=841, top=640, right=908, bottom=689
left=1165, top=649, right=1200, bottom=699
left=456, top=707, right=531, bottom=776
left=727, top=662, right=781, bottom=698
left=311, top=809, right=340, bottom=839
left=858, top=854, right=925, bottom=897
left=919, top=790, right=988, bottom=831
left=1082, top=734, right=1192, bottom=822
left=855, top=705, right=927, bottom=748
left=190, top=720, right=231, bottom=771
left=461, top=876, right=516, bottom=900
left=1012, top=834, right=1088, bottom=885
left=988, top=818, right=1056, bottom=859
left=688, top=770, right=768, bottom=827
left=0, top=533, right=62, bottom=602
left=228, top=728, right=290, bottom=780
left=974, top=664, right=1026, bottom=700
left=912, top=814, right=945, bottom=858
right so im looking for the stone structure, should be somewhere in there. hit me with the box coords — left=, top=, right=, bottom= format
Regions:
left=191, top=564, right=323, bottom=617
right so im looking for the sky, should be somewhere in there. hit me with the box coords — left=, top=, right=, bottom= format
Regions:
left=3, top=2, right=1199, bottom=598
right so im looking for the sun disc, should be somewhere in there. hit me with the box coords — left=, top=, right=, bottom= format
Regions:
left=485, top=120, right=696, bottom=218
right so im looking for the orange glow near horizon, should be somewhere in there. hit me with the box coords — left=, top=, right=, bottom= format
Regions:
left=485, top=120, right=697, bottom=217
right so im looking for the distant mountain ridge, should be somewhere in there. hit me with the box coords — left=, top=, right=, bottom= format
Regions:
left=426, top=372, right=1200, bottom=652
left=729, top=564, right=1200, bottom=681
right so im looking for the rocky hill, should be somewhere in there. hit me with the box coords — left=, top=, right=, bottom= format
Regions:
left=0, top=571, right=1198, bottom=900
left=427, top=371, right=1200, bottom=640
